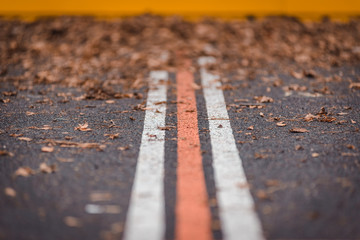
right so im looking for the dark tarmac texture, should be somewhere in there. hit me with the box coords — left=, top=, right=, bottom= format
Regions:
left=1, top=15, right=360, bottom=240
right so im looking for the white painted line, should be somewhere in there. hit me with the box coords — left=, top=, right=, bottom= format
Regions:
left=123, top=71, right=168, bottom=240
left=198, top=57, right=264, bottom=240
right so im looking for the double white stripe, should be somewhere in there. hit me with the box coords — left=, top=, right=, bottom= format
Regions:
left=124, top=60, right=264, bottom=240
left=123, top=71, right=168, bottom=240
left=199, top=56, right=264, bottom=240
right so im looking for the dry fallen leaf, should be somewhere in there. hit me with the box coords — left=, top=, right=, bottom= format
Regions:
left=256, top=190, right=270, bottom=200
left=74, top=122, right=92, bottom=132
left=18, top=137, right=32, bottom=142
left=41, top=146, right=54, bottom=153
left=4, top=187, right=16, bottom=197
left=105, top=100, right=115, bottom=104
left=0, top=150, right=14, bottom=157
left=192, top=82, right=201, bottom=90
left=254, top=96, right=274, bottom=103
left=349, top=82, right=360, bottom=89
left=276, top=121, right=286, bottom=127
left=247, top=126, right=254, bottom=130
left=64, top=216, right=82, bottom=227
left=39, top=163, right=57, bottom=173
left=104, top=133, right=119, bottom=140
left=26, top=111, right=36, bottom=116
left=295, top=145, right=304, bottom=150
left=90, top=191, right=113, bottom=202
left=118, top=146, right=130, bottom=151
left=304, top=113, right=318, bottom=122
left=290, top=128, right=309, bottom=133
left=14, top=167, right=34, bottom=177
left=312, top=153, right=320, bottom=158
left=291, top=71, right=303, bottom=79
left=2, top=91, right=17, bottom=96
left=57, top=157, right=74, bottom=163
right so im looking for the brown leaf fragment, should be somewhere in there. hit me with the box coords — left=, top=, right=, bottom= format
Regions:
left=41, top=146, right=54, bottom=153
left=158, top=126, right=175, bottom=131
left=351, top=119, right=356, bottom=124
left=2, top=91, right=17, bottom=96
left=90, top=191, right=113, bottom=202
left=77, top=143, right=106, bottom=151
left=4, top=187, right=16, bottom=197
left=43, top=139, right=106, bottom=151
left=74, top=122, right=92, bottom=132
left=295, top=145, right=303, bottom=150
left=39, top=163, right=57, bottom=173
left=14, top=167, right=34, bottom=177
left=346, top=144, right=356, bottom=150
left=349, top=82, right=360, bottom=89
left=312, top=153, right=320, bottom=158
left=304, top=113, right=318, bottom=122
left=1, top=98, right=10, bottom=103
left=105, top=100, right=115, bottom=104
left=129, top=117, right=136, bottom=121
left=247, top=126, right=254, bottom=130
left=265, top=179, right=280, bottom=187
left=337, top=112, right=348, bottom=116
left=341, top=152, right=359, bottom=157
left=0, top=150, right=14, bottom=157
left=104, top=133, right=119, bottom=140
left=318, top=107, right=327, bottom=115
left=18, top=137, right=32, bottom=142
left=185, top=109, right=195, bottom=113
left=26, top=111, right=36, bottom=116
left=291, top=71, right=303, bottom=79
left=64, top=216, right=82, bottom=227
left=276, top=121, right=286, bottom=127
left=118, top=146, right=130, bottom=151
left=290, top=128, right=309, bottom=133
left=192, top=82, right=201, bottom=90
left=254, top=153, right=268, bottom=159
left=254, top=96, right=274, bottom=103
left=256, top=190, right=270, bottom=200
left=57, top=157, right=74, bottom=163
left=154, top=101, right=167, bottom=105
left=259, top=112, right=265, bottom=117
left=319, top=116, right=337, bottom=123
left=10, top=133, right=23, bottom=137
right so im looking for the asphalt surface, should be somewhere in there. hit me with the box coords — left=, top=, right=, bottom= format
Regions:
left=1, top=62, right=360, bottom=240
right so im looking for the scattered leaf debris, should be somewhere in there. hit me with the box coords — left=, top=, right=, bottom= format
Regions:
left=104, top=133, right=119, bottom=140
left=64, top=216, right=82, bottom=227
left=39, top=162, right=57, bottom=173
left=0, top=150, right=14, bottom=157
left=276, top=121, right=287, bottom=127
left=41, top=146, right=54, bottom=153
left=290, top=128, right=309, bottom=133
left=4, top=187, right=16, bottom=197
left=14, top=167, right=34, bottom=177
left=74, top=122, right=92, bottom=132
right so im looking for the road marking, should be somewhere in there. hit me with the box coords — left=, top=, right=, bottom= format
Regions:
left=176, top=59, right=212, bottom=240
left=123, top=71, right=168, bottom=240
left=199, top=57, right=264, bottom=240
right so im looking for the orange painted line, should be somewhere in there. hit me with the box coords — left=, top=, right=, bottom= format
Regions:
left=176, top=59, right=212, bottom=240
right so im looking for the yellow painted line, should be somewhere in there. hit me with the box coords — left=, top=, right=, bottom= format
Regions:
left=0, top=0, right=359, bottom=20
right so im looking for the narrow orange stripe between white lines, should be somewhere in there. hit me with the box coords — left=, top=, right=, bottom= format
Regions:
left=176, top=59, right=213, bottom=240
